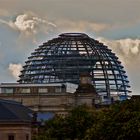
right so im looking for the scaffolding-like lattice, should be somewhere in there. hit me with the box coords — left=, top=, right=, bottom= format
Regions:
left=18, top=33, right=130, bottom=96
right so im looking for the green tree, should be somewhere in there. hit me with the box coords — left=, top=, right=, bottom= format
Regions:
left=84, top=99, right=140, bottom=140
left=33, top=98, right=140, bottom=140
left=65, top=105, right=95, bottom=139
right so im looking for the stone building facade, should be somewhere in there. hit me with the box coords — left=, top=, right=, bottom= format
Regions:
left=0, top=99, right=32, bottom=140
left=0, top=123, right=31, bottom=140
left=0, top=75, right=99, bottom=115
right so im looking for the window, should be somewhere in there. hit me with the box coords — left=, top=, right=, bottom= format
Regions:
left=55, top=87, right=62, bottom=93
left=26, top=134, right=29, bottom=140
left=104, top=96, right=108, bottom=99
left=38, top=88, right=48, bottom=93
left=2, top=88, right=13, bottom=94
left=8, top=135, right=14, bottom=140
left=21, top=88, right=30, bottom=93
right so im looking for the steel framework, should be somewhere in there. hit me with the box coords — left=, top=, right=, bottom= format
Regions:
left=18, top=33, right=130, bottom=96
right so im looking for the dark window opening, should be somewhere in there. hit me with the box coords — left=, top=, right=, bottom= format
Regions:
left=8, top=135, right=14, bottom=140
left=26, top=134, right=29, bottom=140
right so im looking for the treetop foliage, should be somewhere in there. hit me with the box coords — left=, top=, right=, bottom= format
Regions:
left=33, top=98, right=140, bottom=140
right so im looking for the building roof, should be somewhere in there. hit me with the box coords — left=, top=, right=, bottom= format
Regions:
left=0, top=99, right=33, bottom=123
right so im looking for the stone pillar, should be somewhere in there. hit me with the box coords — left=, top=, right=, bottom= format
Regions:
left=74, top=73, right=100, bottom=107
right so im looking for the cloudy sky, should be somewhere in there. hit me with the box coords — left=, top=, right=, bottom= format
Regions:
left=0, top=0, right=140, bottom=95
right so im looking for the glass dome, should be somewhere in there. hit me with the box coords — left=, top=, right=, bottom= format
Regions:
left=18, top=33, right=130, bottom=96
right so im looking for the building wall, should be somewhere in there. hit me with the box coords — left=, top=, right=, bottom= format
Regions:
left=0, top=93, right=95, bottom=113
left=0, top=83, right=97, bottom=114
left=0, top=124, right=31, bottom=140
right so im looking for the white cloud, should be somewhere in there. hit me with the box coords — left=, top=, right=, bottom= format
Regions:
left=8, top=63, right=22, bottom=79
left=11, top=13, right=56, bottom=35
left=14, top=14, right=56, bottom=34
left=97, top=37, right=140, bottom=95
left=97, top=37, right=140, bottom=65
left=0, top=13, right=56, bottom=36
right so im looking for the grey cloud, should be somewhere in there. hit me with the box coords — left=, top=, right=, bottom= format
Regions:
left=56, top=20, right=109, bottom=32
left=0, top=9, right=9, bottom=16
left=0, top=0, right=140, bottom=25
